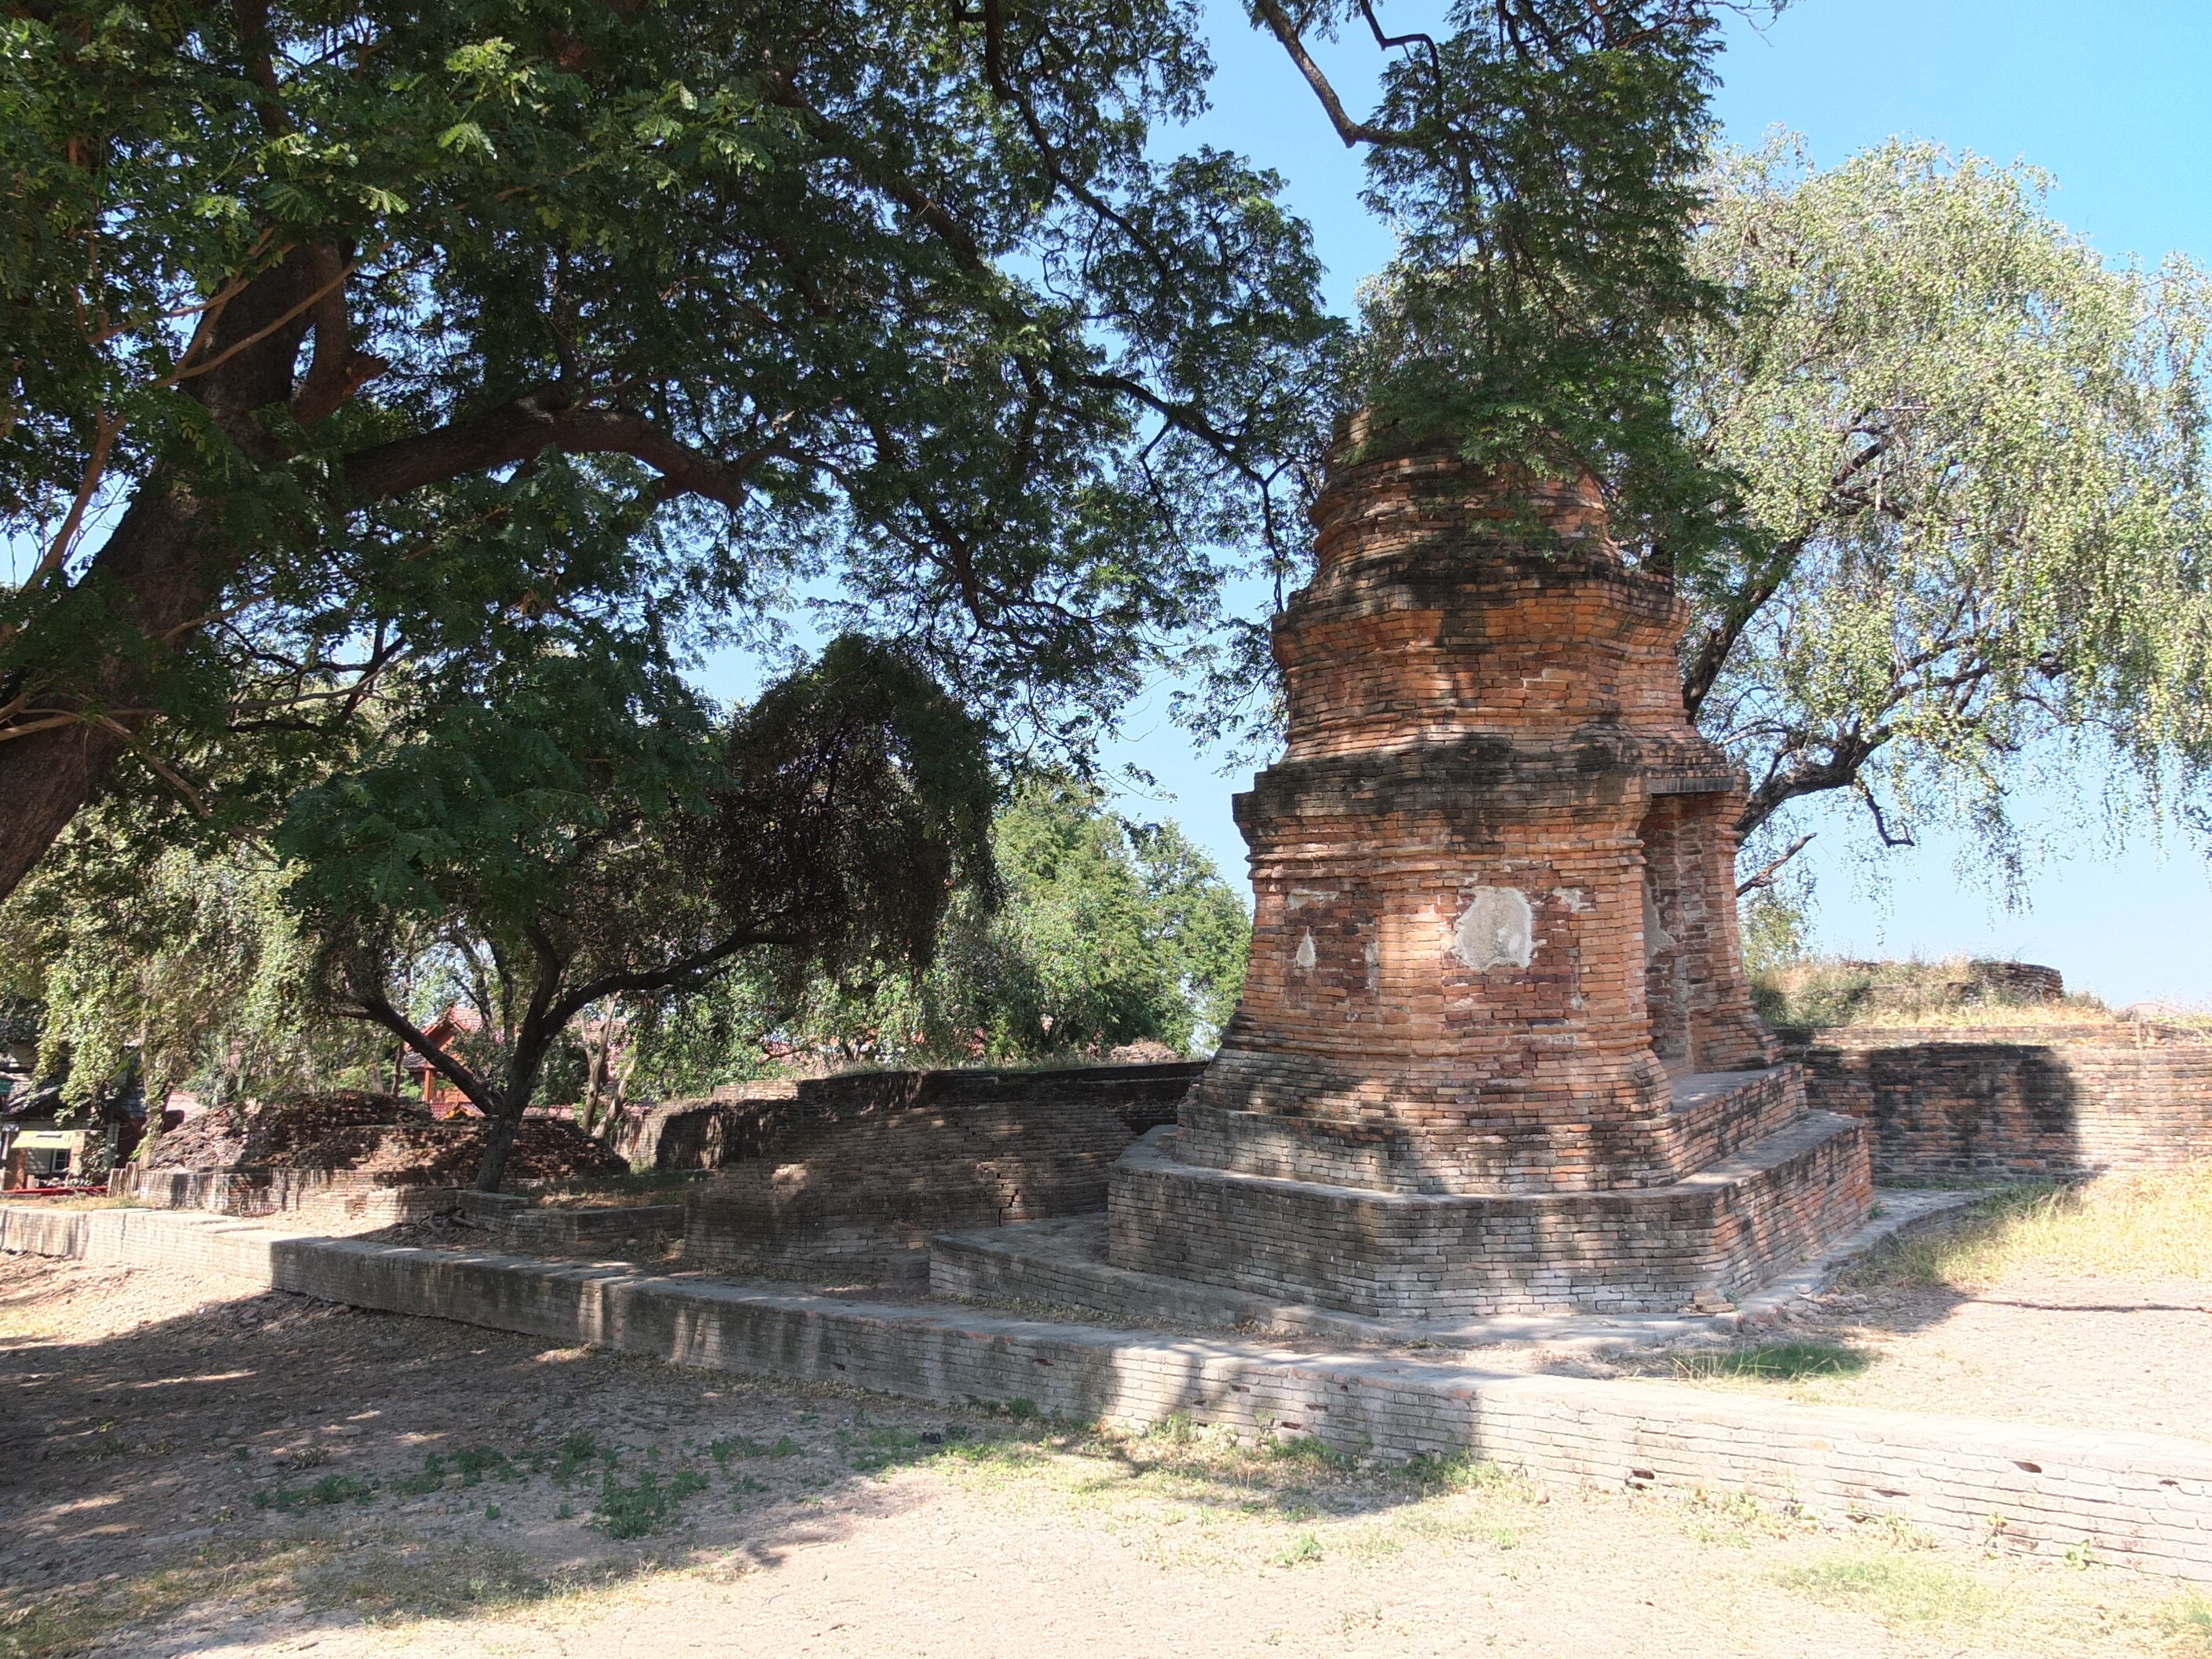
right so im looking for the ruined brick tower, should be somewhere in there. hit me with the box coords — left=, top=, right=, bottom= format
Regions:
left=1108, top=428, right=1871, bottom=1317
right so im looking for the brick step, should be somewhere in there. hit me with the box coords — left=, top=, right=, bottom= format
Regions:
left=1104, top=1104, right=1873, bottom=1320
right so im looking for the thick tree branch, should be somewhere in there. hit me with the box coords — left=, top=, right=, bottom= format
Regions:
left=341, top=400, right=765, bottom=509
left=348, top=993, right=503, bottom=1118
left=1734, top=831, right=1813, bottom=896
left=1251, top=0, right=1419, bottom=148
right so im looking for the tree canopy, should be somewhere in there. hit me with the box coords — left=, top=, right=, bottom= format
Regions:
left=0, top=0, right=1339, bottom=896
left=280, top=633, right=994, bottom=1188
left=1677, top=138, right=2212, bottom=878
left=624, top=775, right=1251, bottom=1092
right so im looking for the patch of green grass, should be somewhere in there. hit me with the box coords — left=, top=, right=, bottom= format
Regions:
left=388, top=1453, right=449, bottom=1496
left=1778, top=1551, right=1997, bottom=1628
left=595, top=1467, right=709, bottom=1540
left=1265, top=1434, right=1357, bottom=1471
left=1274, top=1533, right=1324, bottom=1566
left=842, top=1423, right=937, bottom=1474
left=1395, top=1452, right=1519, bottom=1493
left=1673, top=1341, right=1871, bottom=1382
left=553, top=1434, right=601, bottom=1483
left=452, top=1447, right=516, bottom=1485
left=708, top=1433, right=799, bottom=1464
left=250, top=1473, right=377, bottom=1511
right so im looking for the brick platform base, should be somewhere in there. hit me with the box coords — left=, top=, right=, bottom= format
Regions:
left=1110, top=1068, right=1873, bottom=1318
left=5, top=1203, right=2206, bottom=1580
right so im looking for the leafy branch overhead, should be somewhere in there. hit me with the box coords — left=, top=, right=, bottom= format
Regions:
left=0, top=0, right=1342, bottom=897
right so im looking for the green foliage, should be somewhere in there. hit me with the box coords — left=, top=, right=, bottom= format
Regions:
left=280, top=634, right=997, bottom=1185
left=0, top=828, right=384, bottom=1109
left=1672, top=1341, right=1870, bottom=1382
left=1680, top=137, right=2212, bottom=849
left=1736, top=887, right=1811, bottom=978
left=626, top=776, right=1248, bottom=1088
left=595, top=1467, right=707, bottom=1540
left=0, top=0, right=1339, bottom=895
left=1778, top=1551, right=1995, bottom=1629
left=1342, top=2, right=1740, bottom=558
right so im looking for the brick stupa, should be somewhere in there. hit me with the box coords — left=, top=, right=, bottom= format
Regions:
left=1108, top=428, right=1871, bottom=1317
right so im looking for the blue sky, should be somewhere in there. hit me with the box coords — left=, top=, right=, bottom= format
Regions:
left=1084, top=0, right=2212, bottom=1010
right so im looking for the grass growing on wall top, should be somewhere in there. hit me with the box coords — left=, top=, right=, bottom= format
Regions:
left=1750, top=956, right=2113, bottom=1031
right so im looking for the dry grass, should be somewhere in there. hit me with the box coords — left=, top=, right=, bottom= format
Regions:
left=1752, top=955, right=2113, bottom=1031
left=1855, top=1165, right=2212, bottom=1289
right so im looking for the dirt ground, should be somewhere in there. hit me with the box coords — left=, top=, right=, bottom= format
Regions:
left=1586, top=1273, right=2212, bottom=1440
left=1, top=1254, right=2207, bottom=1659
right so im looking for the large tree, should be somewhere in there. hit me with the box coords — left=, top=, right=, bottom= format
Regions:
left=279, top=635, right=994, bottom=1189
left=1181, top=1, right=1749, bottom=745
left=0, top=0, right=1338, bottom=897
left=1676, top=139, right=2212, bottom=881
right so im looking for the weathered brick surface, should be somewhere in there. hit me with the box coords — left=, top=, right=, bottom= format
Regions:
left=1109, top=430, right=1869, bottom=1313
left=681, top=1063, right=1204, bottom=1276
left=1782, top=1024, right=2212, bottom=1181
left=610, top=1082, right=800, bottom=1171
left=1113, top=1111, right=1870, bottom=1318
left=107, top=1166, right=460, bottom=1230
left=8, top=1203, right=2206, bottom=1580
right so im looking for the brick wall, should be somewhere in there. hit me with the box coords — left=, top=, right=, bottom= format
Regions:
left=610, top=1082, right=800, bottom=1171
left=1113, top=1107, right=1870, bottom=1319
left=109, top=1166, right=460, bottom=1230
left=1779, top=1024, right=2212, bottom=1181
left=682, top=1062, right=1204, bottom=1277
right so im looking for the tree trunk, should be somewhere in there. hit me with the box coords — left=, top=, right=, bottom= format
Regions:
left=474, top=1027, right=555, bottom=1192
left=0, top=249, right=328, bottom=899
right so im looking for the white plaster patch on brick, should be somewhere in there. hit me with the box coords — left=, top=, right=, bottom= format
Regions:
left=1643, top=880, right=1675, bottom=963
left=1364, top=941, right=1380, bottom=992
left=1286, top=888, right=1339, bottom=912
left=1452, top=888, right=1533, bottom=971
left=1295, top=931, right=1318, bottom=972
left=1550, top=888, right=1588, bottom=913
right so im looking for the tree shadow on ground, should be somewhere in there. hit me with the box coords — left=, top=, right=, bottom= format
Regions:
left=0, top=1254, right=1456, bottom=1657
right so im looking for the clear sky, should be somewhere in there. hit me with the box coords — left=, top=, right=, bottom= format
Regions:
left=1087, top=0, right=2212, bottom=1012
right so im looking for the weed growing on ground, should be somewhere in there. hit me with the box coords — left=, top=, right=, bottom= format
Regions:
left=1672, top=1341, right=1870, bottom=1382
left=708, top=1434, right=799, bottom=1464
left=2161, top=1591, right=2212, bottom=1653
left=388, top=1453, right=449, bottom=1496
left=452, top=1447, right=521, bottom=1485
left=597, top=1467, right=709, bottom=1539
left=1275, top=1533, right=1324, bottom=1566
left=250, top=1474, right=377, bottom=1511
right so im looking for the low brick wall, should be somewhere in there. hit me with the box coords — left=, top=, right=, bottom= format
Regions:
left=108, top=1166, right=461, bottom=1231
left=610, top=1083, right=801, bottom=1171
left=1781, top=1024, right=2212, bottom=1181
left=5, top=1202, right=2207, bottom=1581
left=455, top=1190, right=687, bottom=1250
left=682, top=1062, right=1204, bottom=1278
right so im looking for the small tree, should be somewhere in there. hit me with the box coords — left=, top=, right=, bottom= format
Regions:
left=618, top=778, right=1252, bottom=1088
left=281, top=635, right=994, bottom=1190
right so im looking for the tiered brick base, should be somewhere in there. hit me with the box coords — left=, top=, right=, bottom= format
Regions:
left=1112, top=1068, right=1870, bottom=1318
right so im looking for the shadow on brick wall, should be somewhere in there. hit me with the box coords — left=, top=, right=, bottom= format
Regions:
left=1776, top=1025, right=2212, bottom=1185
